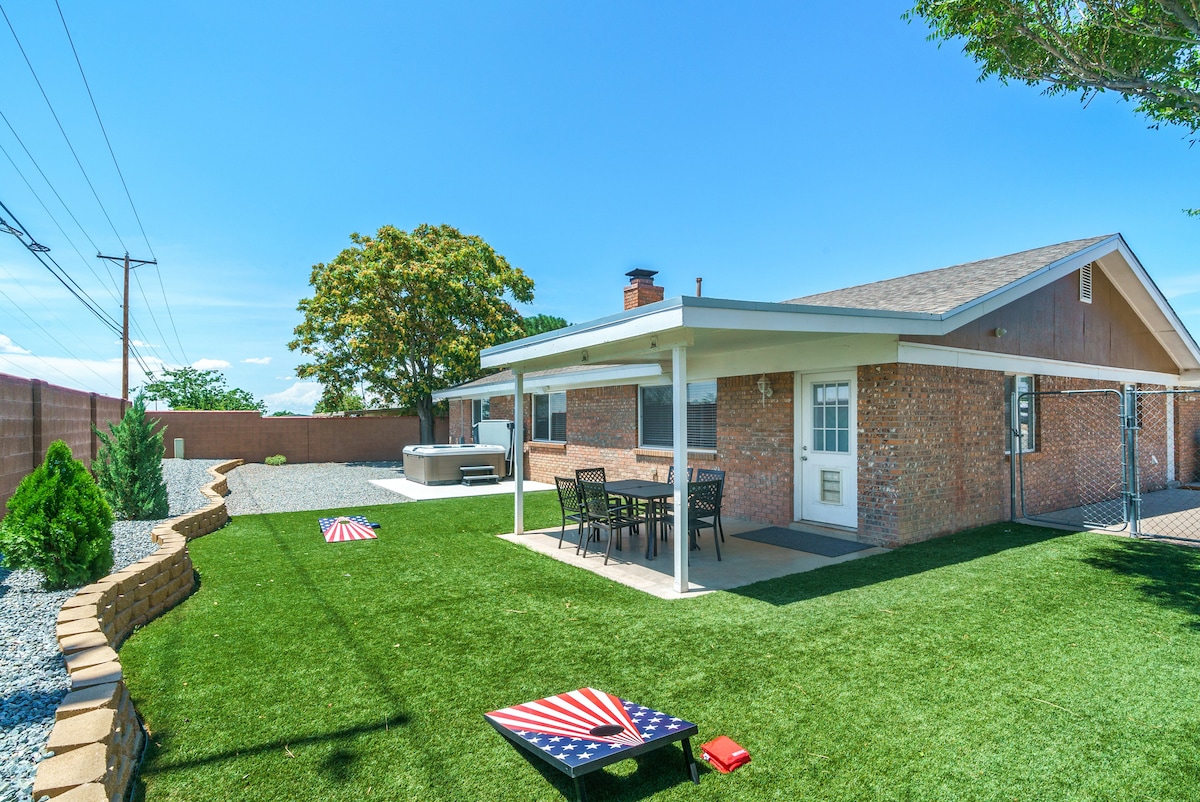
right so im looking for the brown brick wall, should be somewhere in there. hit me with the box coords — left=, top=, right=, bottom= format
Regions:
left=0, top=373, right=127, bottom=509
left=1176, top=391, right=1200, bottom=484
left=857, top=364, right=1010, bottom=546
left=152, top=411, right=447, bottom=463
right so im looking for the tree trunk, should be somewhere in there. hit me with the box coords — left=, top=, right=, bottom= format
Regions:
left=417, top=393, right=436, bottom=444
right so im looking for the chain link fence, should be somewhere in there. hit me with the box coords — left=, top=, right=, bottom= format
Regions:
left=1133, top=390, right=1200, bottom=542
left=1015, top=387, right=1200, bottom=541
left=1017, top=389, right=1127, bottom=531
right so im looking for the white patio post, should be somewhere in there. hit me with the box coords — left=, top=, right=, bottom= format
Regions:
left=672, top=346, right=689, bottom=593
left=513, top=369, right=525, bottom=535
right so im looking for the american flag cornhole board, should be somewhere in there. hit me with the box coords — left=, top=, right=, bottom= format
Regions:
left=484, top=687, right=699, bottom=801
left=317, top=516, right=378, bottom=543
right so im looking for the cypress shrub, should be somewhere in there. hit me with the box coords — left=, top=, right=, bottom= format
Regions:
left=0, top=440, right=114, bottom=589
left=93, top=394, right=169, bottom=520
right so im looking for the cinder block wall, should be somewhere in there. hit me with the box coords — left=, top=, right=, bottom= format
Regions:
left=152, top=410, right=447, bottom=463
left=0, top=373, right=127, bottom=509
left=32, top=459, right=243, bottom=802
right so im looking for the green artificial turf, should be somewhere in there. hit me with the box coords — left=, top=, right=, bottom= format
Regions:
left=120, top=495, right=1200, bottom=801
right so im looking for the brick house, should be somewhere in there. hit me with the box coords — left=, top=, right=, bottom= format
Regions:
left=436, top=234, right=1200, bottom=589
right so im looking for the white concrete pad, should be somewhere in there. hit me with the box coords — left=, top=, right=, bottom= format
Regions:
left=370, top=477, right=555, bottom=501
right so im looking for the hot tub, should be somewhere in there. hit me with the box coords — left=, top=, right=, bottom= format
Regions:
left=402, top=444, right=508, bottom=485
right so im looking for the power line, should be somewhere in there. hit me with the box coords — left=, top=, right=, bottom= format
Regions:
left=52, top=1, right=190, bottom=366
left=0, top=2, right=127, bottom=251
left=0, top=287, right=113, bottom=388
left=54, top=0, right=153, bottom=260
left=0, top=135, right=122, bottom=303
left=0, top=259, right=116, bottom=364
left=0, top=197, right=121, bottom=334
left=0, top=106, right=103, bottom=255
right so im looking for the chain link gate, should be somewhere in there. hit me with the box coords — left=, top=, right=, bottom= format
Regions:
left=1013, top=386, right=1200, bottom=541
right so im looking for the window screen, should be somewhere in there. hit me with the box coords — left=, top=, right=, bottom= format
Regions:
left=533, top=392, right=566, bottom=441
left=639, top=381, right=717, bottom=449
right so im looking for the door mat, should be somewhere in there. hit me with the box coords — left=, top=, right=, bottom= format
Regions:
left=733, top=527, right=872, bottom=557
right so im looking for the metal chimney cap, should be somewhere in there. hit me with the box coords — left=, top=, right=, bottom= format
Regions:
left=625, top=268, right=658, bottom=280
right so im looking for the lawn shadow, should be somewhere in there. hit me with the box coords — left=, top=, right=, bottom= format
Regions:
left=731, top=523, right=1071, bottom=607
left=1082, top=536, right=1200, bottom=630
left=131, top=711, right=411, bottom=799
left=506, top=737, right=706, bottom=802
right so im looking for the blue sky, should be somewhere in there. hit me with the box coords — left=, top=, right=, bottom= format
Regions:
left=0, top=1, right=1197, bottom=413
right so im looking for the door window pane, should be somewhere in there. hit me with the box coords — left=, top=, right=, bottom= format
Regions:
left=812, top=382, right=850, bottom=454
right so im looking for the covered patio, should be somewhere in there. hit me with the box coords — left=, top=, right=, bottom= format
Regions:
left=501, top=516, right=887, bottom=599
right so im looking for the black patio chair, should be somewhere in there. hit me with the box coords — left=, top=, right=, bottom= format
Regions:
left=662, top=480, right=722, bottom=561
left=578, top=480, right=646, bottom=565
left=666, top=465, right=692, bottom=485
left=554, top=477, right=585, bottom=551
left=577, top=466, right=643, bottom=528
left=695, top=468, right=726, bottom=541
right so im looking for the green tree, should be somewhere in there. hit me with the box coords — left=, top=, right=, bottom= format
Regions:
left=522, top=314, right=571, bottom=338
left=290, top=224, right=534, bottom=443
left=143, top=366, right=268, bottom=413
left=92, top=395, right=169, bottom=520
left=0, top=440, right=114, bottom=589
left=312, top=389, right=366, bottom=414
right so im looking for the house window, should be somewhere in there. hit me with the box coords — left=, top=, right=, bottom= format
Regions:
left=1005, top=375, right=1036, bottom=452
left=639, top=380, right=717, bottom=450
left=533, top=392, right=566, bottom=442
left=471, top=398, right=490, bottom=427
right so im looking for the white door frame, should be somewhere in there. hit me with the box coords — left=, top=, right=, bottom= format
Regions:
left=794, top=370, right=858, bottom=529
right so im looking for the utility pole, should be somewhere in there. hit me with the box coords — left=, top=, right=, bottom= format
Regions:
left=97, top=252, right=156, bottom=399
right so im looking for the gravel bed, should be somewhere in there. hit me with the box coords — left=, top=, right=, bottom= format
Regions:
left=224, top=461, right=409, bottom=515
left=0, top=458, right=224, bottom=802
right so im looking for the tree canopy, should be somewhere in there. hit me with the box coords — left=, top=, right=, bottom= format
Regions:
left=143, top=367, right=267, bottom=413
left=312, top=390, right=366, bottom=415
left=289, top=224, right=534, bottom=443
left=521, top=314, right=571, bottom=338
left=907, top=2, right=1200, bottom=135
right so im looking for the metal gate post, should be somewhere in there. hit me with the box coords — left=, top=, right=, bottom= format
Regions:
left=1123, top=385, right=1141, bottom=537
left=1009, top=389, right=1019, bottom=522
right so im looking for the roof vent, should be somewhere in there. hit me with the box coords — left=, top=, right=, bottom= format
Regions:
left=1080, top=263, right=1093, bottom=304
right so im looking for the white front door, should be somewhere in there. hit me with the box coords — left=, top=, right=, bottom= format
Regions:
left=796, top=371, right=858, bottom=528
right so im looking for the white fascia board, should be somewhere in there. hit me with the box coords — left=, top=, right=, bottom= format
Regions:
left=1101, top=237, right=1200, bottom=369
left=433, top=363, right=666, bottom=401
left=939, top=235, right=1121, bottom=329
left=898, top=341, right=1182, bottom=386
left=480, top=301, right=686, bottom=369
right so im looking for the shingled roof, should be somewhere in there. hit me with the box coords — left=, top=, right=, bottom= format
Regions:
left=783, top=235, right=1114, bottom=315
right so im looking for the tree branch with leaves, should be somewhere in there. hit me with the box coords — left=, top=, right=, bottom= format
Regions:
left=907, top=0, right=1200, bottom=211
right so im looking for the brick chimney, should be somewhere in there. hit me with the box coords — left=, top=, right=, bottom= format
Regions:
left=624, top=268, right=664, bottom=310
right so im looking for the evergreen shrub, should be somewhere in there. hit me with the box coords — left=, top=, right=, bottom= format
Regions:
left=0, top=440, right=114, bottom=589
left=93, top=394, right=169, bottom=520
left=265, top=455, right=287, bottom=466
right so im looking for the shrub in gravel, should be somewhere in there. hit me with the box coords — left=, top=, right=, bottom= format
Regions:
left=265, top=454, right=287, bottom=466
left=93, top=394, right=169, bottom=520
left=0, top=440, right=114, bottom=589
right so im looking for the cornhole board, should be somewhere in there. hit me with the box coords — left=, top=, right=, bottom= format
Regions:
left=317, top=516, right=378, bottom=543
left=485, top=687, right=699, bottom=801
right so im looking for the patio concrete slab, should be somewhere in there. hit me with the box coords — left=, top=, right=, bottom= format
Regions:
left=370, top=477, right=555, bottom=501
left=499, top=518, right=887, bottom=599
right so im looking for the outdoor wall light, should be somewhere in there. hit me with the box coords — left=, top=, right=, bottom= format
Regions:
left=757, top=374, right=773, bottom=406
left=994, top=327, right=1007, bottom=338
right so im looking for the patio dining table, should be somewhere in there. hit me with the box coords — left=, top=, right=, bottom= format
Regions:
left=604, top=479, right=676, bottom=559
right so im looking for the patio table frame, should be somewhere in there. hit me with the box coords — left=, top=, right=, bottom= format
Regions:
left=603, top=480, right=676, bottom=559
